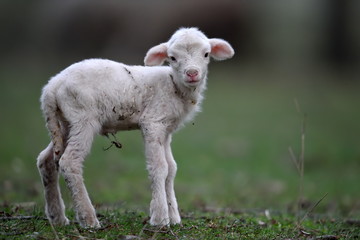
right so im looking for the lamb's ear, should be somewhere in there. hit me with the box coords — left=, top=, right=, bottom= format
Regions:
left=209, top=38, right=234, bottom=61
left=144, top=43, right=168, bottom=66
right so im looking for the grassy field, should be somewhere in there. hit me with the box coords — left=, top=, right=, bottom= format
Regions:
left=0, top=65, right=359, bottom=238
left=1, top=205, right=359, bottom=239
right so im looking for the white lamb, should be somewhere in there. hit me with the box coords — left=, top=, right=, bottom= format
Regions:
left=37, top=27, right=234, bottom=228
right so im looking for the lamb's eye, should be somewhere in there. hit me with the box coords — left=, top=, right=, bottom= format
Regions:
left=204, top=52, right=209, bottom=58
left=170, top=56, right=177, bottom=62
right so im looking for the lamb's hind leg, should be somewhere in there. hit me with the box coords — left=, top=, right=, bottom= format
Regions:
left=59, top=123, right=100, bottom=228
left=164, top=135, right=181, bottom=224
left=37, top=142, right=69, bottom=225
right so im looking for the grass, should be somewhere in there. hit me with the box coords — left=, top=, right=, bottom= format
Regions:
left=1, top=204, right=359, bottom=239
left=0, top=64, right=359, bottom=238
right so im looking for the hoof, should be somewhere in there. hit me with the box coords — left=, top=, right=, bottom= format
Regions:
left=150, top=216, right=170, bottom=226
left=48, top=216, right=70, bottom=226
left=78, top=217, right=101, bottom=229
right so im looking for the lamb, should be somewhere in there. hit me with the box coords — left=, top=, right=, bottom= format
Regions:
left=37, top=27, right=234, bottom=228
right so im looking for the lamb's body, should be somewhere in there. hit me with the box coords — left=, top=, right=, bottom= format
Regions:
left=37, top=28, right=234, bottom=228
left=45, top=59, right=200, bottom=135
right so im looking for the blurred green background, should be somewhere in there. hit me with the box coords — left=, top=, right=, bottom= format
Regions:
left=1, top=0, right=359, bottom=217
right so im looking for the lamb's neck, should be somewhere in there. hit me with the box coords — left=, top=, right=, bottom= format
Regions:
left=171, top=76, right=206, bottom=107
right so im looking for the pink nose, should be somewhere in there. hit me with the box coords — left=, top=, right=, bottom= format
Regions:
left=186, top=69, right=199, bottom=77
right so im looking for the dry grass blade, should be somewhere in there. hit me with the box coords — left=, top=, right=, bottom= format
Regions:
left=0, top=216, right=43, bottom=220
left=48, top=220, right=60, bottom=240
left=103, top=133, right=122, bottom=151
left=291, top=99, right=328, bottom=230
left=290, top=98, right=307, bottom=224
left=298, top=193, right=329, bottom=226
left=288, top=146, right=301, bottom=174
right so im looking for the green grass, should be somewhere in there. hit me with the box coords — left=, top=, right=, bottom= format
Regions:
left=0, top=65, right=359, bottom=238
left=1, top=204, right=359, bottom=239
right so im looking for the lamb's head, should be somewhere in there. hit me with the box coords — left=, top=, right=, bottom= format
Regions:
left=144, top=28, right=234, bottom=88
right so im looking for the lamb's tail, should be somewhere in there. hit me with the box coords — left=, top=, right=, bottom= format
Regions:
left=41, top=84, right=65, bottom=162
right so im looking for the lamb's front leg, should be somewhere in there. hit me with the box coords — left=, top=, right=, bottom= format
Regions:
left=164, top=135, right=181, bottom=224
left=143, top=130, right=169, bottom=226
